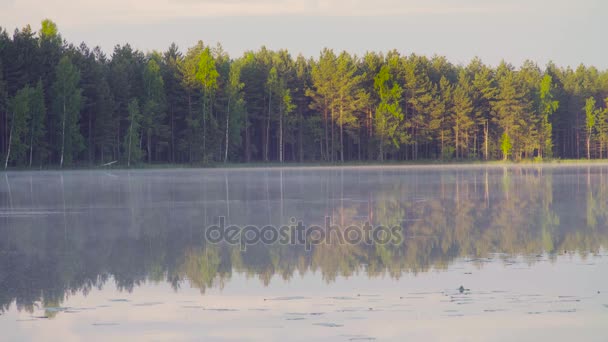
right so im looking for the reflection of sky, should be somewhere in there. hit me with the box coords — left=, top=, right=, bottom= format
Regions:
left=0, top=0, right=606, bottom=68
left=2, top=254, right=607, bottom=341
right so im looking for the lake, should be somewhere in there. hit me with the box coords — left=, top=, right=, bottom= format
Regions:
left=1, top=165, right=608, bottom=341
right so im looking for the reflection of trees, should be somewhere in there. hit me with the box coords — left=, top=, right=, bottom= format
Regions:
left=1, top=167, right=608, bottom=313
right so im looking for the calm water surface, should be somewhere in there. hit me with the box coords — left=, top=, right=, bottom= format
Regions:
left=1, top=165, right=608, bottom=341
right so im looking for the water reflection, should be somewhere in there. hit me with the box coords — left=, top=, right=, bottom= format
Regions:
left=1, top=166, right=607, bottom=314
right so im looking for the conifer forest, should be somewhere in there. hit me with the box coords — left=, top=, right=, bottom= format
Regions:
left=2, top=20, right=608, bottom=168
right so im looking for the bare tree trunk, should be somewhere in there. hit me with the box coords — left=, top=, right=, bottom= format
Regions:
left=279, top=106, right=283, bottom=163
left=127, top=118, right=133, bottom=167
left=60, top=98, right=66, bottom=168
left=324, top=102, right=328, bottom=161
left=265, top=91, right=271, bottom=162
left=455, top=124, right=459, bottom=159
left=29, top=111, right=34, bottom=168
left=224, top=98, right=230, bottom=163
left=484, top=120, right=489, bottom=160
left=4, top=111, right=14, bottom=170
left=147, top=128, right=152, bottom=163
left=245, top=109, right=250, bottom=162
left=339, top=103, right=344, bottom=163
left=203, top=95, right=207, bottom=163
left=587, top=135, right=591, bottom=159
left=331, top=107, right=334, bottom=162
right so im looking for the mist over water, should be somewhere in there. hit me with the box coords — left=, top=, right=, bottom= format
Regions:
left=1, top=166, right=608, bottom=341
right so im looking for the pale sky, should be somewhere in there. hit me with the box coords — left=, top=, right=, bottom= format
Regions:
left=0, top=0, right=606, bottom=68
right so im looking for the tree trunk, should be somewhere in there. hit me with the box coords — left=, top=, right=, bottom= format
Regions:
left=4, top=111, right=14, bottom=170
left=60, top=97, right=66, bottom=168
left=265, top=91, right=271, bottom=162
left=331, top=107, right=334, bottom=162
left=188, top=93, right=193, bottom=163
left=203, top=95, right=207, bottom=163
left=147, top=128, right=152, bottom=163
left=245, top=109, right=250, bottom=162
left=484, top=120, right=489, bottom=160
left=29, top=111, right=34, bottom=168
left=127, top=116, right=133, bottom=167
left=225, top=98, right=230, bottom=163
left=279, top=106, right=283, bottom=163
left=455, top=124, right=459, bottom=159
left=339, top=104, right=344, bottom=163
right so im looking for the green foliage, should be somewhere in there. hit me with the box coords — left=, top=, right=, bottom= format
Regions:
left=500, top=132, right=512, bottom=160
left=585, top=97, right=597, bottom=133
left=374, top=64, right=405, bottom=160
left=40, top=19, right=59, bottom=40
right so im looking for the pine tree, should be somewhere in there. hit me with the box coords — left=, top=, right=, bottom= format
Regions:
left=4, top=86, right=31, bottom=168
left=452, top=73, right=474, bottom=159
left=124, top=98, right=143, bottom=166
left=224, top=59, right=246, bottom=162
left=52, top=56, right=83, bottom=167
left=142, top=57, right=168, bottom=163
left=334, top=52, right=364, bottom=162
left=538, top=74, right=559, bottom=158
left=28, top=80, right=46, bottom=166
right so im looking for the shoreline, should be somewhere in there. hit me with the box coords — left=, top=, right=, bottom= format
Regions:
left=4, top=159, right=608, bottom=172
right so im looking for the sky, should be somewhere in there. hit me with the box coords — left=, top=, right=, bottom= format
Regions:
left=0, top=0, right=606, bottom=68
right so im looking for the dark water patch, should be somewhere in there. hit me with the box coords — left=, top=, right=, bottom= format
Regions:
left=108, top=299, right=130, bottom=303
left=92, top=322, right=119, bottom=326
left=133, top=302, right=163, bottom=307
left=265, top=296, right=309, bottom=301
left=182, top=305, right=204, bottom=309
left=336, top=307, right=367, bottom=312
left=527, top=311, right=543, bottom=315
left=548, top=309, right=576, bottom=313
left=286, top=312, right=324, bottom=316
left=286, top=317, right=306, bottom=321
left=409, top=291, right=441, bottom=295
left=313, top=322, right=344, bottom=327
left=329, top=296, right=358, bottom=301
left=204, top=308, right=238, bottom=312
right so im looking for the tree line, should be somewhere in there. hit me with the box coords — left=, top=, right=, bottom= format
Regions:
left=2, top=20, right=608, bottom=168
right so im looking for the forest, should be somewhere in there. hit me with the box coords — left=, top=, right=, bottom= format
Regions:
left=2, top=20, right=608, bottom=168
